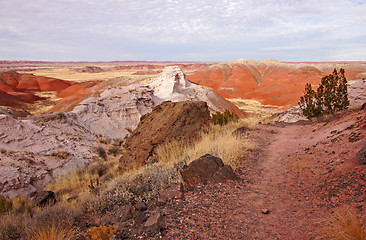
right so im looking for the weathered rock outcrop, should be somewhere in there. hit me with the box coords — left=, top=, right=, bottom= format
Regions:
left=76, top=66, right=103, bottom=73
left=119, top=101, right=211, bottom=172
left=0, top=111, right=97, bottom=198
left=149, top=66, right=246, bottom=118
left=70, top=84, right=161, bottom=139
left=348, top=78, right=366, bottom=107
left=180, top=154, right=238, bottom=189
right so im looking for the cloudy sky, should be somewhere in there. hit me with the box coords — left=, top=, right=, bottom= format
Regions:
left=0, top=0, right=365, bottom=62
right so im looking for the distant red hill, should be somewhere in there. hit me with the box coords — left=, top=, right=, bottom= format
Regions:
left=188, top=60, right=366, bottom=110
left=0, top=71, right=73, bottom=109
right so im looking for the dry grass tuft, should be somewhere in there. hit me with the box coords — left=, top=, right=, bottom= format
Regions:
left=156, top=120, right=253, bottom=170
left=84, top=225, right=117, bottom=240
left=316, top=206, right=366, bottom=240
left=47, top=156, right=119, bottom=201
left=96, top=146, right=107, bottom=160
left=26, top=223, right=76, bottom=240
left=0, top=203, right=80, bottom=240
left=294, top=158, right=308, bottom=172
left=51, top=150, right=69, bottom=159
left=105, top=161, right=182, bottom=206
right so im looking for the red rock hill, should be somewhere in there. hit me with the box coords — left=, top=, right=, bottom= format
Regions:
left=188, top=60, right=366, bottom=110
left=0, top=71, right=73, bottom=108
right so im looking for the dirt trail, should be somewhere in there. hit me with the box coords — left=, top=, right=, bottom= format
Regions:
left=142, top=108, right=366, bottom=239
left=240, top=123, right=327, bottom=239
left=158, top=122, right=326, bottom=239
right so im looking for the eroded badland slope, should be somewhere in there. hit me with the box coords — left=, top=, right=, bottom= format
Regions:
left=188, top=59, right=366, bottom=110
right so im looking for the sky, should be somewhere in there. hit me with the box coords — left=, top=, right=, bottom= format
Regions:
left=0, top=0, right=365, bottom=62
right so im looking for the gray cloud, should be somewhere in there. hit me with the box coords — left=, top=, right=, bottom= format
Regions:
left=0, top=0, right=365, bottom=61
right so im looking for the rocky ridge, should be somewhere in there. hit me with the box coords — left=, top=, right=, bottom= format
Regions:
left=0, top=66, right=244, bottom=198
left=119, top=101, right=211, bottom=172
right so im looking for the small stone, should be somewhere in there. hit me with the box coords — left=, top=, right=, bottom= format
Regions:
left=144, top=212, right=164, bottom=234
left=117, top=204, right=133, bottom=222
left=134, top=202, right=147, bottom=211
left=261, top=208, right=270, bottom=214
left=159, top=183, right=183, bottom=202
left=134, top=212, right=147, bottom=225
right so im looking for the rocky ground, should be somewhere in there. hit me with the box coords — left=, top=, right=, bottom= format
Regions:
left=114, top=106, right=366, bottom=239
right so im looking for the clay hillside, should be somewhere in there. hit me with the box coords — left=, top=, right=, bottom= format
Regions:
left=188, top=59, right=366, bottom=110
left=0, top=60, right=365, bottom=240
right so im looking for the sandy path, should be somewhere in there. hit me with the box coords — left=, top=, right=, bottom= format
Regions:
left=241, top=123, right=326, bottom=239
left=159, top=122, right=329, bottom=239
left=120, top=108, right=366, bottom=239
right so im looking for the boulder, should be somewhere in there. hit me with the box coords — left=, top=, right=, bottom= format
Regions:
left=273, top=105, right=307, bottom=123
left=116, top=204, right=134, bottom=222
left=232, top=126, right=250, bottom=137
left=180, top=154, right=238, bottom=189
left=119, top=101, right=211, bottom=172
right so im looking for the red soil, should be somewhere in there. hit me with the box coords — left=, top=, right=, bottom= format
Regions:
left=51, top=81, right=104, bottom=112
left=155, top=107, right=366, bottom=239
left=188, top=61, right=366, bottom=110
left=0, top=71, right=105, bottom=113
left=0, top=90, right=25, bottom=109
left=0, top=71, right=73, bottom=108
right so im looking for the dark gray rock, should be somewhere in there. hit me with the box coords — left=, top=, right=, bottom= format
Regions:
left=357, top=145, right=366, bottom=165
left=180, top=154, right=238, bottom=189
left=32, top=191, right=56, bottom=207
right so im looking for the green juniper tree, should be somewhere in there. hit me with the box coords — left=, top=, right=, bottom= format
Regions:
left=299, top=68, right=349, bottom=119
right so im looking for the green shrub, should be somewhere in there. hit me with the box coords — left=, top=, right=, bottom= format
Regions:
left=212, top=110, right=239, bottom=126
left=299, top=68, right=349, bottom=119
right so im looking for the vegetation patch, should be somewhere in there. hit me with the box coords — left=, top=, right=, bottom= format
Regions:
left=299, top=68, right=349, bottom=119
left=316, top=206, right=365, bottom=240
left=84, top=225, right=117, bottom=240
left=212, top=110, right=239, bottom=126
